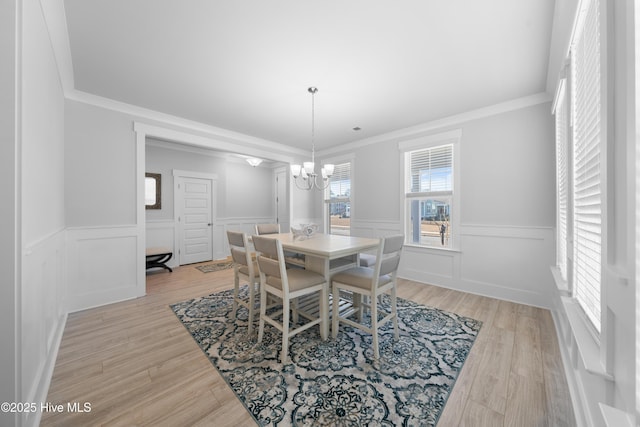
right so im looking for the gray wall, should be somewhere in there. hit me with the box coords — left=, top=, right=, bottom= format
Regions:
left=318, top=101, right=556, bottom=308
left=328, top=102, right=555, bottom=228
left=145, top=141, right=275, bottom=221
left=65, top=100, right=137, bottom=226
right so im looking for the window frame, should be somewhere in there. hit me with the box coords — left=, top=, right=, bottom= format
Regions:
left=323, top=155, right=354, bottom=236
left=553, top=78, right=570, bottom=284
left=399, top=129, right=461, bottom=251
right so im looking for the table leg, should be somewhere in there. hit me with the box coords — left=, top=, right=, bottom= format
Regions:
left=304, top=255, right=330, bottom=340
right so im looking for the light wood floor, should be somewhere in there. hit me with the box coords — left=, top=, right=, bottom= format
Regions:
left=41, top=263, right=576, bottom=426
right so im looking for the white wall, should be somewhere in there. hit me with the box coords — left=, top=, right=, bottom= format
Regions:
left=320, top=100, right=556, bottom=308
left=0, top=1, right=19, bottom=426
left=18, top=2, right=68, bottom=426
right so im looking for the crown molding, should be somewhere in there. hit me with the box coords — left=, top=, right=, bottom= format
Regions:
left=146, top=138, right=284, bottom=168
left=67, top=89, right=309, bottom=160
left=318, top=92, right=552, bottom=157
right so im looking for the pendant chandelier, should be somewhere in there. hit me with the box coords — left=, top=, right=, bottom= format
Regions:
left=291, top=87, right=334, bottom=190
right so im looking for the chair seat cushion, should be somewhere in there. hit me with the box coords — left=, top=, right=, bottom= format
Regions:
left=359, top=253, right=377, bottom=267
left=266, top=268, right=325, bottom=292
left=332, top=267, right=392, bottom=290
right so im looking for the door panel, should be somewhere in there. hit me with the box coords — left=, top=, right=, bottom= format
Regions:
left=178, top=176, right=213, bottom=264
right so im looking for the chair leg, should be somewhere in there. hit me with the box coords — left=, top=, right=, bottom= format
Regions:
left=232, top=272, right=240, bottom=320
left=291, top=298, right=299, bottom=324
left=332, top=284, right=339, bottom=339
left=247, top=279, right=255, bottom=335
left=391, top=285, right=399, bottom=341
left=257, top=285, right=267, bottom=344
left=354, top=293, right=363, bottom=322
left=281, top=297, right=290, bottom=363
left=371, top=293, right=379, bottom=359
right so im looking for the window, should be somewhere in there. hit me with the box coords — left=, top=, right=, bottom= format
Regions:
left=400, top=130, right=460, bottom=249
left=553, top=0, right=604, bottom=333
left=325, top=162, right=351, bottom=235
left=554, top=79, right=569, bottom=281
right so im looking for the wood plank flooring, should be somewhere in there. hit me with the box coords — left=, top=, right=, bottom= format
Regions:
left=41, top=263, right=576, bottom=426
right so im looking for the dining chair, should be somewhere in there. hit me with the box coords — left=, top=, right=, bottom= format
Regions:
left=226, top=230, right=260, bottom=335
left=331, top=234, right=404, bottom=360
left=253, top=235, right=327, bottom=363
left=255, top=223, right=306, bottom=268
left=255, top=223, right=280, bottom=235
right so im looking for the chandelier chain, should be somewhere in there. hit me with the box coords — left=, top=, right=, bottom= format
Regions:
left=310, top=87, right=316, bottom=164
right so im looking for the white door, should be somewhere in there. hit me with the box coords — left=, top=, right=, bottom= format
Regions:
left=177, top=176, right=213, bottom=265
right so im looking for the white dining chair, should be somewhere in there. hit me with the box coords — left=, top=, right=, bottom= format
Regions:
left=331, top=234, right=404, bottom=360
left=226, top=230, right=260, bottom=335
left=253, top=235, right=327, bottom=363
left=255, top=223, right=306, bottom=268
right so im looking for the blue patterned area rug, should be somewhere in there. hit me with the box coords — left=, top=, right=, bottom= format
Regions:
left=170, top=286, right=481, bottom=426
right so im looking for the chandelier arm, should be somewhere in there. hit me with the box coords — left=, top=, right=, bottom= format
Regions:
left=293, top=175, right=313, bottom=190
left=313, top=175, right=331, bottom=190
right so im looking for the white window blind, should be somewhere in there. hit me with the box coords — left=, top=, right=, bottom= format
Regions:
left=408, top=144, right=453, bottom=194
left=571, top=0, right=602, bottom=333
left=554, top=80, right=569, bottom=281
left=328, top=162, right=351, bottom=199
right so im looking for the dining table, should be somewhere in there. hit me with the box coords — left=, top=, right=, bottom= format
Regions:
left=259, top=232, right=380, bottom=340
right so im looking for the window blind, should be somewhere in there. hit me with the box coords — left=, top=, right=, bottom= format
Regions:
left=409, top=144, right=453, bottom=194
left=571, top=0, right=602, bottom=333
left=555, top=81, right=569, bottom=281
left=328, top=162, right=350, bottom=199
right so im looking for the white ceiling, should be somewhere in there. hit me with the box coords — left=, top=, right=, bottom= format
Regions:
left=63, top=0, right=556, bottom=151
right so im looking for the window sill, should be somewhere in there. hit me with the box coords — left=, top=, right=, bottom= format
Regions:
left=403, top=243, right=461, bottom=254
left=560, top=296, right=613, bottom=381
left=550, top=266, right=570, bottom=296
left=599, top=403, right=633, bottom=427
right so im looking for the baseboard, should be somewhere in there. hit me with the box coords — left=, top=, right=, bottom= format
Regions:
left=26, top=312, right=68, bottom=427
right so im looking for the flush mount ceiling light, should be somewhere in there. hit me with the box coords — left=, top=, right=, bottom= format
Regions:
left=246, top=157, right=263, bottom=167
left=291, top=87, right=334, bottom=190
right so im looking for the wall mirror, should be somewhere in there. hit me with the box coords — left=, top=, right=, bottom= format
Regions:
left=145, top=172, right=161, bottom=209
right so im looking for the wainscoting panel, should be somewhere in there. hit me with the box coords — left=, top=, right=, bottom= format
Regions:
left=22, top=229, right=67, bottom=427
left=66, top=225, right=143, bottom=312
left=350, top=219, right=402, bottom=239
left=146, top=217, right=278, bottom=266
left=459, top=225, right=555, bottom=307
left=220, top=217, right=276, bottom=255
left=146, top=220, right=177, bottom=267
left=401, top=246, right=456, bottom=283
left=399, top=224, right=555, bottom=308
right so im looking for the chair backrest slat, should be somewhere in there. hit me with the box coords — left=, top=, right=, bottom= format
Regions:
left=372, top=234, right=404, bottom=282
left=226, top=230, right=254, bottom=275
left=255, top=223, right=280, bottom=235
left=252, top=235, right=286, bottom=284
left=230, top=247, right=249, bottom=266
left=379, top=254, right=401, bottom=277
left=382, top=234, right=404, bottom=255
left=227, top=230, right=246, bottom=248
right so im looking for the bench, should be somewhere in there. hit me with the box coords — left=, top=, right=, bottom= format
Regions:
left=146, top=247, right=173, bottom=272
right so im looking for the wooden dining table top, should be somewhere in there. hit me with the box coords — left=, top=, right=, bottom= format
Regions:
left=261, top=233, right=380, bottom=259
